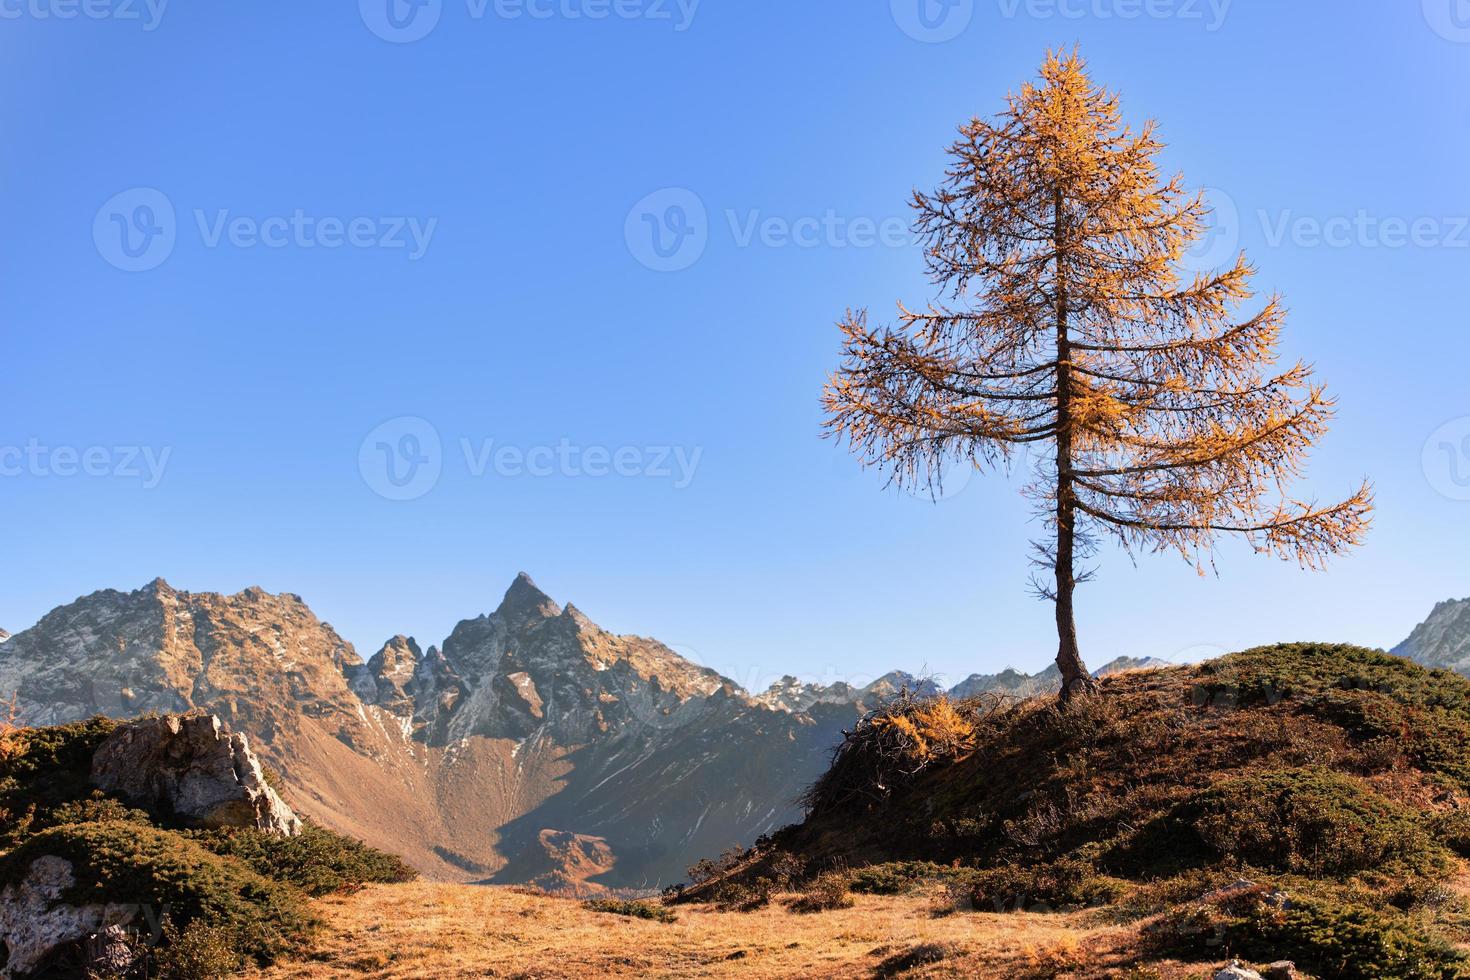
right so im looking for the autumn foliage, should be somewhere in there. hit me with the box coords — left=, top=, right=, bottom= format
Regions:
left=824, top=51, right=1372, bottom=696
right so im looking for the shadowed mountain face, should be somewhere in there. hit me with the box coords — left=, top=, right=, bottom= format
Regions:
left=1395, top=598, right=1470, bottom=675
left=0, top=575, right=865, bottom=890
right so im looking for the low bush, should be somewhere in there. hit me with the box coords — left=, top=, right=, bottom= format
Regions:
left=189, top=822, right=417, bottom=897
left=0, top=716, right=118, bottom=847
left=966, top=858, right=1125, bottom=913
left=849, top=861, right=976, bottom=896
left=152, top=919, right=247, bottom=980
left=47, top=790, right=153, bottom=829
left=582, top=898, right=677, bottom=923
left=786, top=871, right=853, bottom=913
left=1189, top=767, right=1447, bottom=877
left=1153, top=890, right=1470, bottom=980
left=0, top=821, right=316, bottom=964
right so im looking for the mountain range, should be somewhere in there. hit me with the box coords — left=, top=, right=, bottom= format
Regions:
left=0, top=575, right=1463, bottom=892
left=1393, top=597, right=1470, bottom=675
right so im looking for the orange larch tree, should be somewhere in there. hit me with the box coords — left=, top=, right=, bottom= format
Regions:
left=823, top=51, right=1373, bottom=698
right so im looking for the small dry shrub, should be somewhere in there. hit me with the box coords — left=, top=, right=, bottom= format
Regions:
left=582, top=898, right=677, bottom=924
left=710, top=876, right=775, bottom=912
left=152, top=920, right=245, bottom=980
left=786, top=871, right=853, bottom=914
left=687, top=845, right=749, bottom=885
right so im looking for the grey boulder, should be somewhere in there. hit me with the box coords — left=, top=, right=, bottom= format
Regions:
left=91, top=713, right=302, bottom=835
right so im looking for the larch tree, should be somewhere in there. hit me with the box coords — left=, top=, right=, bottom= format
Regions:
left=823, top=51, right=1373, bottom=698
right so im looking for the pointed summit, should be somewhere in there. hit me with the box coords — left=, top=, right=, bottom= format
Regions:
left=496, top=572, right=562, bottom=623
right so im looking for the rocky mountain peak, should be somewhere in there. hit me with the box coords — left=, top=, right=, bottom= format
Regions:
left=1395, top=597, right=1470, bottom=675
left=351, top=636, right=424, bottom=715
left=0, top=581, right=369, bottom=745
left=0, top=629, right=9, bottom=644
left=497, top=572, right=562, bottom=624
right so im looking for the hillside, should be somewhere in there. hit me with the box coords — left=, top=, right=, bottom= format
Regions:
left=680, top=644, right=1470, bottom=979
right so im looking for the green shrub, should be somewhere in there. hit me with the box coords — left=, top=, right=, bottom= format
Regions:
left=189, top=822, right=417, bottom=897
left=1432, top=808, right=1470, bottom=858
left=1155, top=892, right=1470, bottom=980
left=0, top=716, right=118, bottom=847
left=47, top=791, right=153, bottom=829
left=0, top=821, right=315, bottom=964
left=1189, top=768, right=1447, bottom=877
left=849, top=861, right=974, bottom=896
left=582, top=898, right=677, bottom=923
left=967, top=858, right=1125, bottom=913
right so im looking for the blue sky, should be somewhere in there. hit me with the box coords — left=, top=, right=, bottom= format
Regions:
left=1, top=1, right=1467, bottom=692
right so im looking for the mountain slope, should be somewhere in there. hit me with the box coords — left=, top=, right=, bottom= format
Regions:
left=0, top=576, right=866, bottom=889
left=1395, top=597, right=1470, bottom=675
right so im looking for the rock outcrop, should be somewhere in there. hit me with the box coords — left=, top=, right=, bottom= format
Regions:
left=91, top=713, right=302, bottom=835
left=0, top=856, right=136, bottom=979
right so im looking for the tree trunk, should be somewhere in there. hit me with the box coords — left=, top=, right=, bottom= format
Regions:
left=1053, top=187, right=1097, bottom=701
left=1054, top=499, right=1095, bottom=699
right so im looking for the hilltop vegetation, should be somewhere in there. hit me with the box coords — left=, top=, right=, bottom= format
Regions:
left=0, top=716, right=415, bottom=979
left=679, top=644, right=1470, bottom=979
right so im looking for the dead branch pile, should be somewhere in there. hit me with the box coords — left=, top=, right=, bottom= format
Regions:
left=800, top=689, right=1008, bottom=818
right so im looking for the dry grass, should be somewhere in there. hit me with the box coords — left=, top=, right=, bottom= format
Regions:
left=243, top=882, right=1221, bottom=979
